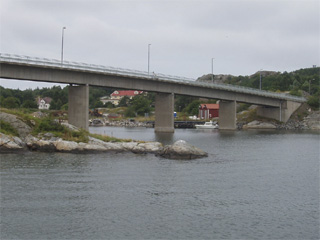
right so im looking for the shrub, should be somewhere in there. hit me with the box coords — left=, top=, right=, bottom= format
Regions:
left=289, top=88, right=302, bottom=96
left=307, top=95, right=320, bottom=110
left=124, top=107, right=136, bottom=118
left=89, top=133, right=132, bottom=143
left=237, top=103, right=250, bottom=113
left=0, top=120, right=19, bottom=136
left=34, top=117, right=65, bottom=134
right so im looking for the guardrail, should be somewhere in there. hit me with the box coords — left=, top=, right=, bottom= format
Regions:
left=0, top=53, right=306, bottom=103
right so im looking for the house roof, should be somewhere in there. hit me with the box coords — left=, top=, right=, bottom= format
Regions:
left=42, top=97, right=52, bottom=104
left=199, top=104, right=219, bottom=109
left=111, top=90, right=143, bottom=97
left=37, top=97, right=52, bottom=104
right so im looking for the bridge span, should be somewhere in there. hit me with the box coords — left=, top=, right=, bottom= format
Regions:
left=0, top=54, right=306, bottom=132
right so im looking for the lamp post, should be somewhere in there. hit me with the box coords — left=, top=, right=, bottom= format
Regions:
left=148, top=44, right=151, bottom=75
left=309, top=79, right=314, bottom=94
left=61, top=27, right=66, bottom=65
left=259, top=69, right=262, bottom=90
left=211, top=58, right=214, bottom=83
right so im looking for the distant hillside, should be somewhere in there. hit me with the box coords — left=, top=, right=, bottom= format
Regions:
left=196, top=67, right=320, bottom=96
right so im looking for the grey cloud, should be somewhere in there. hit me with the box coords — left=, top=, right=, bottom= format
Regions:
left=0, top=0, right=319, bottom=89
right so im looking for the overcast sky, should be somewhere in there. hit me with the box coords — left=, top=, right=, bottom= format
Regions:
left=0, top=0, right=319, bottom=90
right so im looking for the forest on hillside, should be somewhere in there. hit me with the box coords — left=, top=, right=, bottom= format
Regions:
left=224, top=67, right=320, bottom=96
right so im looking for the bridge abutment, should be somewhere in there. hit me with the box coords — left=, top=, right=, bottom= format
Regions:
left=219, top=100, right=237, bottom=130
left=155, top=93, right=175, bottom=133
left=68, top=85, right=89, bottom=130
left=257, top=100, right=302, bottom=123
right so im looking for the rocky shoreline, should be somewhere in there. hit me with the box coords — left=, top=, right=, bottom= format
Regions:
left=1, top=109, right=319, bottom=158
left=0, top=112, right=208, bottom=159
left=238, top=110, right=320, bottom=130
left=0, top=132, right=208, bottom=160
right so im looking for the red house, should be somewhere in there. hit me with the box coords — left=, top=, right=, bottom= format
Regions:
left=199, top=104, right=219, bottom=119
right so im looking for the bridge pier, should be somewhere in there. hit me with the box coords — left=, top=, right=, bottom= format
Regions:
left=219, top=100, right=237, bottom=130
left=257, top=100, right=302, bottom=123
left=68, top=85, right=89, bottom=130
left=155, top=93, right=175, bottom=133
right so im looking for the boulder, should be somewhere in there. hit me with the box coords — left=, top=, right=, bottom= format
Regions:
left=54, top=140, right=79, bottom=152
left=131, top=142, right=163, bottom=154
left=0, top=112, right=32, bottom=139
left=159, top=140, right=208, bottom=160
left=0, top=133, right=26, bottom=152
left=304, top=111, right=320, bottom=130
left=88, top=137, right=126, bottom=152
left=25, top=135, right=56, bottom=152
left=82, top=143, right=109, bottom=152
left=243, top=120, right=276, bottom=129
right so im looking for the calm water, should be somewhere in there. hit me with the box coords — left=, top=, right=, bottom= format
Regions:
left=1, top=127, right=319, bottom=240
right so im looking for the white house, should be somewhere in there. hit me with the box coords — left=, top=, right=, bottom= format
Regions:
left=37, top=97, right=52, bottom=110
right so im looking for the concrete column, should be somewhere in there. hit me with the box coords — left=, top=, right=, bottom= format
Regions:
left=68, top=85, right=89, bottom=130
left=155, top=93, right=174, bottom=133
left=219, top=100, right=237, bottom=130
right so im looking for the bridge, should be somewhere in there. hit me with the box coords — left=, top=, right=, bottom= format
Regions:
left=0, top=54, right=306, bottom=132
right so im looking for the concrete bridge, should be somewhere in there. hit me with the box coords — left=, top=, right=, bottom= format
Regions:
left=0, top=54, right=306, bottom=132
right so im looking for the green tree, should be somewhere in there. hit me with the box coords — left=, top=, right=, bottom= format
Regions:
left=92, top=100, right=104, bottom=109
left=21, top=100, right=38, bottom=109
left=184, top=100, right=201, bottom=116
left=124, top=107, right=136, bottom=117
left=61, top=103, right=68, bottom=110
left=118, top=96, right=130, bottom=107
left=130, top=95, right=151, bottom=116
left=175, top=95, right=197, bottom=112
left=50, top=99, right=63, bottom=110
left=2, top=97, right=20, bottom=108
left=104, top=102, right=114, bottom=108
left=307, top=95, right=320, bottom=110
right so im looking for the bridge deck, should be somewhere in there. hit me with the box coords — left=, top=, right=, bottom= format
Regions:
left=0, top=53, right=306, bottom=103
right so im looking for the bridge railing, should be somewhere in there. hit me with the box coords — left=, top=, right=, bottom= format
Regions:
left=0, top=53, right=306, bottom=103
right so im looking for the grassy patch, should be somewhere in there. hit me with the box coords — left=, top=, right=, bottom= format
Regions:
left=89, top=133, right=132, bottom=143
left=61, top=129, right=89, bottom=143
left=1, top=108, right=40, bottom=127
left=0, top=120, right=19, bottom=136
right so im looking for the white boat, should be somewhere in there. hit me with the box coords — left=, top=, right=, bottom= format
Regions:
left=195, top=121, right=219, bottom=129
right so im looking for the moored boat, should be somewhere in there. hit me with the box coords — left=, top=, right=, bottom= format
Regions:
left=195, top=121, right=219, bottom=129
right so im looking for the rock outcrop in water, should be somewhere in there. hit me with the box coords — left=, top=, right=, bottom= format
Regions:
left=242, top=120, right=277, bottom=129
left=24, top=134, right=164, bottom=154
left=159, top=140, right=208, bottom=159
left=0, top=133, right=208, bottom=160
left=0, top=133, right=26, bottom=153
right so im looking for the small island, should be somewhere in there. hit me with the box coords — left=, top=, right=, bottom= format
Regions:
left=0, top=110, right=208, bottom=159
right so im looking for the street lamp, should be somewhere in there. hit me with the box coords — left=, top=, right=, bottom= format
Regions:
left=61, top=27, right=66, bottom=65
left=259, top=69, right=262, bottom=90
left=309, top=79, right=314, bottom=94
left=148, top=44, right=151, bottom=75
left=211, top=58, right=214, bottom=83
